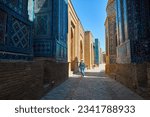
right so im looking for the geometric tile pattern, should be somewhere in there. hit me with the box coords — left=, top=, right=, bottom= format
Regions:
left=36, top=15, right=48, bottom=36
left=34, top=41, right=52, bottom=57
left=0, top=1, right=33, bottom=61
left=34, top=0, right=68, bottom=62
left=11, top=17, right=29, bottom=49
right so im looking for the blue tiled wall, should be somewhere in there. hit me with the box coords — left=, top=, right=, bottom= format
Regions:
left=116, top=0, right=150, bottom=63
left=127, top=0, right=150, bottom=63
left=0, top=0, right=33, bottom=61
left=34, top=0, right=68, bottom=62
left=94, top=39, right=100, bottom=65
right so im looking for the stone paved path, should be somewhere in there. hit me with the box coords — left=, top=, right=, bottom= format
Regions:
left=42, top=64, right=143, bottom=100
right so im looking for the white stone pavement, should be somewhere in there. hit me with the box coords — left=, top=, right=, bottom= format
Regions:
left=42, top=64, right=143, bottom=100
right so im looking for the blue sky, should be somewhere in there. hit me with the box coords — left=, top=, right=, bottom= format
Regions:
left=71, top=0, right=107, bottom=51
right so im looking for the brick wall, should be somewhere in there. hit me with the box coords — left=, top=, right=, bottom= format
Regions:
left=84, top=31, right=94, bottom=69
left=0, top=60, right=68, bottom=100
left=106, top=63, right=149, bottom=89
left=106, top=63, right=150, bottom=98
left=41, top=60, right=68, bottom=91
left=106, top=64, right=137, bottom=89
left=0, top=61, right=43, bottom=100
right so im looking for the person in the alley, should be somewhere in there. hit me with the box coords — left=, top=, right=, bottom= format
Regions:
left=79, top=59, right=86, bottom=77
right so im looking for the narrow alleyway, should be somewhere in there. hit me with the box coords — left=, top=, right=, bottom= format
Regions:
left=42, top=64, right=143, bottom=100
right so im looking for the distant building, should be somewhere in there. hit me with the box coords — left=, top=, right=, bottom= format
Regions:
left=94, top=39, right=100, bottom=66
left=84, top=31, right=94, bottom=69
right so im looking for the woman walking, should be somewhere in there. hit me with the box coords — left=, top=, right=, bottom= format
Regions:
left=79, top=59, right=86, bottom=77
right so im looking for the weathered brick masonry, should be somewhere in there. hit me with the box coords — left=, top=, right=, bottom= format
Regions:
left=39, top=59, right=68, bottom=92
left=106, top=63, right=150, bottom=99
left=0, top=61, right=43, bottom=99
left=0, top=60, right=68, bottom=100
